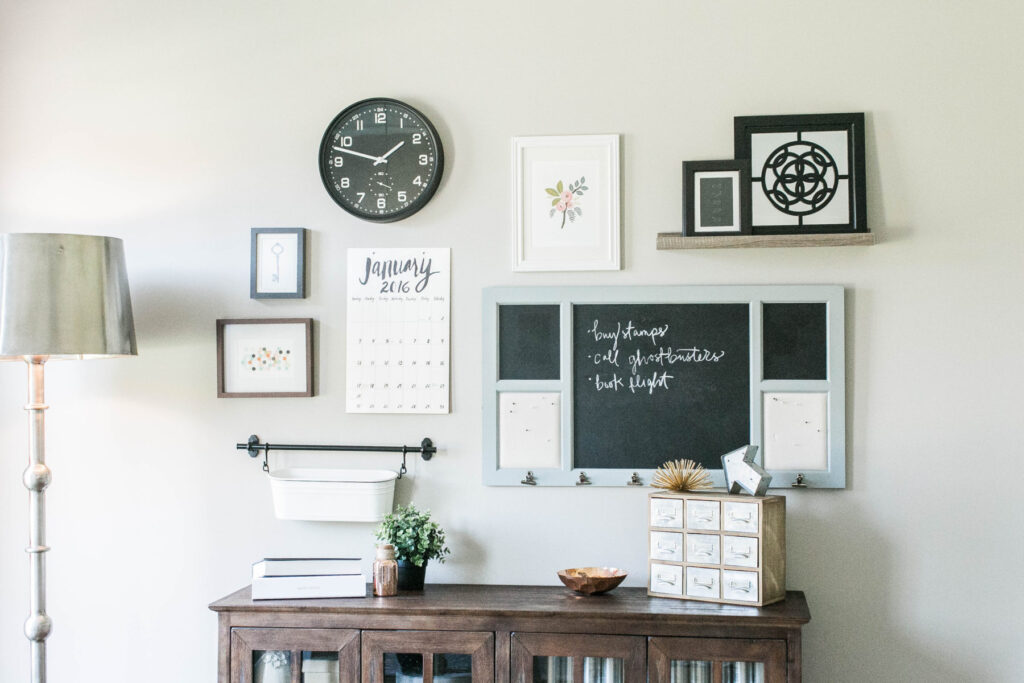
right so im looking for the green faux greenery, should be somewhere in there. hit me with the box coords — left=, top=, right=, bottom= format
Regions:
left=374, top=503, right=450, bottom=567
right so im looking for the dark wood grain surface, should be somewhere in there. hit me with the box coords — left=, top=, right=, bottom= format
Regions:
left=211, top=584, right=809, bottom=627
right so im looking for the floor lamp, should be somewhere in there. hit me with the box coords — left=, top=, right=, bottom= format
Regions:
left=0, top=233, right=136, bottom=683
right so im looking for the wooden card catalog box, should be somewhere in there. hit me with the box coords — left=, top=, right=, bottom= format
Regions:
left=648, top=491, right=785, bottom=606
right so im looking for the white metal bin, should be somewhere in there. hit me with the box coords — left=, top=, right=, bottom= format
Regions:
left=267, top=468, right=398, bottom=522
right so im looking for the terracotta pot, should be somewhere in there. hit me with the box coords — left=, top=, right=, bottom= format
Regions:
left=397, top=559, right=427, bottom=591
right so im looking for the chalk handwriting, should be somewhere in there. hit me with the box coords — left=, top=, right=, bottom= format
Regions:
left=627, top=346, right=724, bottom=375
left=586, top=319, right=726, bottom=395
left=588, top=320, right=669, bottom=350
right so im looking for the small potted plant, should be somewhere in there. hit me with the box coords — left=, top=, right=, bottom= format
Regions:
left=374, top=503, right=450, bottom=590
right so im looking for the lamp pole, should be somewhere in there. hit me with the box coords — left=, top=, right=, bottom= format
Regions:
left=0, top=233, right=136, bottom=683
left=23, top=356, right=52, bottom=683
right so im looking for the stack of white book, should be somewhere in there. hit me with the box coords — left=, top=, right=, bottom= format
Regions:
left=251, top=557, right=366, bottom=600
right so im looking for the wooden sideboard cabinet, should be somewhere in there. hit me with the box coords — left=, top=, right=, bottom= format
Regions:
left=209, top=584, right=810, bottom=683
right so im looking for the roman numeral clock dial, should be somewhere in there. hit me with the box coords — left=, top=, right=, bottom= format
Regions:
left=319, top=98, right=444, bottom=222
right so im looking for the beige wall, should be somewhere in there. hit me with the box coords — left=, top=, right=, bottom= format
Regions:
left=1, top=1, right=1022, bottom=680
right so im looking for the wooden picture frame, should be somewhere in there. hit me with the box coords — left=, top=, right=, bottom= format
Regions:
left=734, top=113, right=867, bottom=234
left=512, top=134, right=621, bottom=272
left=250, top=227, right=307, bottom=299
left=682, top=160, right=751, bottom=236
left=216, top=318, right=314, bottom=397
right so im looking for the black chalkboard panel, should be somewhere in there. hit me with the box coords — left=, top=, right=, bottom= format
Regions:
left=499, top=304, right=560, bottom=380
left=762, top=303, right=827, bottom=380
left=573, top=303, right=750, bottom=470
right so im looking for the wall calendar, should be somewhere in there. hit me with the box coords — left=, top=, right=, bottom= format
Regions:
left=346, top=248, right=450, bottom=414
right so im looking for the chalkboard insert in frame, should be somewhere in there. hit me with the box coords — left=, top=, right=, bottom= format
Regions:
left=573, top=302, right=751, bottom=472
left=482, top=285, right=846, bottom=488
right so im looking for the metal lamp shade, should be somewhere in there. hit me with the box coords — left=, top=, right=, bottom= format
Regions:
left=0, top=233, right=137, bottom=359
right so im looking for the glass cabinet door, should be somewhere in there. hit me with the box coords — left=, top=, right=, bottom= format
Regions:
left=648, top=637, right=786, bottom=683
left=511, top=633, right=645, bottom=683
left=362, top=630, right=494, bottom=682
left=231, top=628, right=359, bottom=683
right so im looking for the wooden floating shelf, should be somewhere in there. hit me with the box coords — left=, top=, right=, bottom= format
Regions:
left=657, top=232, right=875, bottom=250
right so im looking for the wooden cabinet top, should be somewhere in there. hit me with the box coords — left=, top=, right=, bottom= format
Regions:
left=210, top=584, right=809, bottom=631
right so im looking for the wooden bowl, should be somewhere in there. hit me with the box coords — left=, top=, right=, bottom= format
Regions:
left=557, top=567, right=627, bottom=595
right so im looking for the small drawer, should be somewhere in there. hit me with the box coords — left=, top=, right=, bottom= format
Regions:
left=722, top=535, right=758, bottom=568
left=722, top=570, right=759, bottom=602
left=686, top=566, right=720, bottom=599
left=650, top=498, right=683, bottom=528
left=650, top=531, right=683, bottom=562
left=650, top=563, right=683, bottom=595
left=723, top=502, right=759, bottom=533
left=686, top=500, right=720, bottom=530
left=685, top=532, right=721, bottom=564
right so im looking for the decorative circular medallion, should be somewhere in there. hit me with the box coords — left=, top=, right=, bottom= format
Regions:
left=318, top=98, right=444, bottom=222
left=761, top=141, right=838, bottom=216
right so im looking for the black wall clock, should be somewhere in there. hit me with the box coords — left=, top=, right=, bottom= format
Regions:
left=319, top=98, right=444, bottom=222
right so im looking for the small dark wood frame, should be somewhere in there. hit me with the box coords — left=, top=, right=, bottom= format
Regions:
left=210, top=584, right=810, bottom=683
left=250, top=227, right=307, bottom=299
left=682, top=160, right=751, bottom=237
left=216, top=318, right=314, bottom=398
left=734, top=112, right=867, bottom=235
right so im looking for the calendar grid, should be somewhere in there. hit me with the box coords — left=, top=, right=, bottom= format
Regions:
left=346, top=248, right=450, bottom=414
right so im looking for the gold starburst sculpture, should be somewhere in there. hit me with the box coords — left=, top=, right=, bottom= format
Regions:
left=652, top=458, right=713, bottom=492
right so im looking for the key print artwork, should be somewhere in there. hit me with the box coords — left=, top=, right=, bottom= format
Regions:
left=346, top=248, right=450, bottom=414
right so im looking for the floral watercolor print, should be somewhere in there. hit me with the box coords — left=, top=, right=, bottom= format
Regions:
left=242, top=344, right=293, bottom=373
left=513, top=135, right=619, bottom=271
left=545, top=177, right=589, bottom=228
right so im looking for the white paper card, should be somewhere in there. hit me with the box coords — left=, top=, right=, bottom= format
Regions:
left=346, top=248, right=450, bottom=413
left=498, top=392, right=561, bottom=469
left=222, top=322, right=309, bottom=394
left=763, top=392, right=828, bottom=470
left=256, top=232, right=299, bottom=294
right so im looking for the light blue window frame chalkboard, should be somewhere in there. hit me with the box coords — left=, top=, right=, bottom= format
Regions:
left=482, top=285, right=846, bottom=488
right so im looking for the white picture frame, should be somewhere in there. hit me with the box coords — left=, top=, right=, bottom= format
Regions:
left=512, top=135, right=620, bottom=271
left=695, top=171, right=740, bottom=233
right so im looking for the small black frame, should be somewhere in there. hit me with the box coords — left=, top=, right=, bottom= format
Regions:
left=250, top=227, right=307, bottom=299
left=734, top=113, right=867, bottom=234
left=682, top=160, right=751, bottom=237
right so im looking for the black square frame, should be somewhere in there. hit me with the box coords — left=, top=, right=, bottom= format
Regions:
left=682, top=159, right=751, bottom=237
left=250, top=227, right=307, bottom=299
left=734, top=113, right=867, bottom=234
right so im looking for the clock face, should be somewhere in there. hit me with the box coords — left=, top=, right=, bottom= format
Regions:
left=318, top=98, right=444, bottom=222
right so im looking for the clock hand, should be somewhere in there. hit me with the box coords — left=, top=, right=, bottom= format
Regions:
left=376, top=181, right=393, bottom=190
left=333, top=147, right=381, bottom=162
left=374, top=141, right=405, bottom=165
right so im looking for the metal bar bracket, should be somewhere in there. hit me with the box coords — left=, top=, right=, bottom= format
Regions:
left=239, top=434, right=436, bottom=479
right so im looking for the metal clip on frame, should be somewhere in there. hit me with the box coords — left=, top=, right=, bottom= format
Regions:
left=237, top=434, right=436, bottom=479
